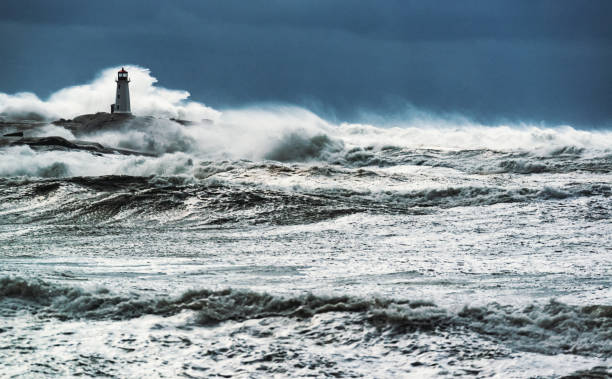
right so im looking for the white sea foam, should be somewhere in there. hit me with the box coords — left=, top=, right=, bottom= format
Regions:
left=1, top=276, right=610, bottom=357
left=0, top=145, right=197, bottom=178
left=336, top=121, right=612, bottom=154
left=90, top=106, right=612, bottom=159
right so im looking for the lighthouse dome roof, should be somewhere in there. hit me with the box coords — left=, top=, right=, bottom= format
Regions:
left=118, top=67, right=128, bottom=73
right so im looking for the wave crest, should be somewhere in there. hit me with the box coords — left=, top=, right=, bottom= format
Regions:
left=1, top=277, right=610, bottom=356
left=1, top=176, right=609, bottom=226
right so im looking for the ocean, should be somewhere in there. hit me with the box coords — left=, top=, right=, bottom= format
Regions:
left=0, top=109, right=611, bottom=378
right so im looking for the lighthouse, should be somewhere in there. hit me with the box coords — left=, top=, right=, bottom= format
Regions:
left=111, top=67, right=131, bottom=114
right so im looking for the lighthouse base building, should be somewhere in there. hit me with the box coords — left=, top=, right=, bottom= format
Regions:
left=111, top=68, right=131, bottom=114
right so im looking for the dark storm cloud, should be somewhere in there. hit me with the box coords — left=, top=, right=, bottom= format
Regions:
left=1, top=0, right=611, bottom=127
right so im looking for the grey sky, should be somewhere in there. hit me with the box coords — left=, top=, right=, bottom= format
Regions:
left=1, top=0, right=610, bottom=127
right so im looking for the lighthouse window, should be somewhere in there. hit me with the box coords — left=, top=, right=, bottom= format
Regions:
left=117, top=95, right=120, bottom=98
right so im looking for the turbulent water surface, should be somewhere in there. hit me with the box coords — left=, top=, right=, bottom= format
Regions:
left=1, top=108, right=611, bottom=378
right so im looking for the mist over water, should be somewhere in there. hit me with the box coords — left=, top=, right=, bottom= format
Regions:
left=1, top=66, right=611, bottom=180
left=1, top=67, right=610, bottom=377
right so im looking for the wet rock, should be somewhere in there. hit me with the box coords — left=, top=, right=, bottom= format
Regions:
left=53, top=112, right=134, bottom=136
left=3, top=131, right=23, bottom=137
left=3, top=135, right=155, bottom=157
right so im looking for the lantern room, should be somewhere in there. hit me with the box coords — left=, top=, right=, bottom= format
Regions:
left=117, top=67, right=129, bottom=81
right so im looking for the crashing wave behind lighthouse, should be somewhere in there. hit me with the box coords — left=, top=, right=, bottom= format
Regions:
left=111, top=67, right=131, bottom=114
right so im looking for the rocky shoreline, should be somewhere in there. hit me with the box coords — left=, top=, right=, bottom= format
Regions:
left=0, top=135, right=156, bottom=156
left=0, top=112, right=162, bottom=156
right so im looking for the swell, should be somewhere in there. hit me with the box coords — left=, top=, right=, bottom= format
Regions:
left=342, top=146, right=612, bottom=174
left=1, top=276, right=610, bottom=357
left=0, top=175, right=610, bottom=226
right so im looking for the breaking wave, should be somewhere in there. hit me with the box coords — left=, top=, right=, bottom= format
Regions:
left=1, top=277, right=610, bottom=357
left=264, top=133, right=343, bottom=162
left=1, top=175, right=609, bottom=226
left=1, top=65, right=612, bottom=174
left=1, top=140, right=611, bottom=181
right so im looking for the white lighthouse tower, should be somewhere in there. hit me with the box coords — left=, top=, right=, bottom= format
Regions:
left=111, top=67, right=131, bottom=114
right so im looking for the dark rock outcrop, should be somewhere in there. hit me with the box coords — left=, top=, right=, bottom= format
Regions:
left=0, top=136, right=155, bottom=156
left=0, top=112, right=197, bottom=157
left=3, top=131, right=23, bottom=137
left=53, top=112, right=134, bottom=136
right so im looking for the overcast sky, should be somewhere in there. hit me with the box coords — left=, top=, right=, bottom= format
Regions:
left=1, top=0, right=610, bottom=127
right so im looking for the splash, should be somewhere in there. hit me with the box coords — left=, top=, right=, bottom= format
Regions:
left=0, top=65, right=219, bottom=121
